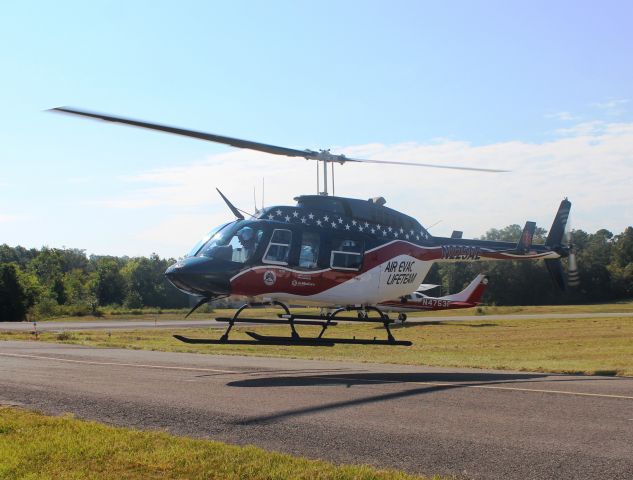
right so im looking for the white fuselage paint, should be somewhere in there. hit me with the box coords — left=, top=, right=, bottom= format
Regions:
left=247, top=257, right=434, bottom=307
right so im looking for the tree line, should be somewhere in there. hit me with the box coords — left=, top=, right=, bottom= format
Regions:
left=1, top=225, right=632, bottom=321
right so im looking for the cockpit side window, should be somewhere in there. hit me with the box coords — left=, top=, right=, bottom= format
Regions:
left=226, top=226, right=264, bottom=263
left=263, top=229, right=292, bottom=265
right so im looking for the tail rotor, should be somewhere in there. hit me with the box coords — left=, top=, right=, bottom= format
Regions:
left=563, top=218, right=580, bottom=288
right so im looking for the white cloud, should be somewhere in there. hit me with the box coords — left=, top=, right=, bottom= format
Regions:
left=545, top=111, right=579, bottom=121
left=99, top=120, right=633, bottom=257
left=592, top=98, right=629, bottom=110
left=591, top=98, right=629, bottom=117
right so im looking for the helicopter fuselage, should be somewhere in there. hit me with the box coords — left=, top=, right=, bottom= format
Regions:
left=165, top=195, right=563, bottom=308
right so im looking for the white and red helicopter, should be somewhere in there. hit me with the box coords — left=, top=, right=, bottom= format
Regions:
left=51, top=107, right=577, bottom=347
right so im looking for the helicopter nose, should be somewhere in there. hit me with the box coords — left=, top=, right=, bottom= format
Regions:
left=165, top=257, right=233, bottom=297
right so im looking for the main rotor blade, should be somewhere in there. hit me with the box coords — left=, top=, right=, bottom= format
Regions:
left=49, top=107, right=316, bottom=159
left=343, top=156, right=508, bottom=173
left=50, top=107, right=507, bottom=172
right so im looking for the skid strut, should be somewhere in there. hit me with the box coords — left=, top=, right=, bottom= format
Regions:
left=173, top=302, right=412, bottom=346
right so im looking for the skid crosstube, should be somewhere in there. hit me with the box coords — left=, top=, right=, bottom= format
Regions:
left=277, top=313, right=395, bottom=324
left=215, top=317, right=338, bottom=326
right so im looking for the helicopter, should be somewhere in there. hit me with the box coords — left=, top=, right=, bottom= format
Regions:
left=50, top=107, right=577, bottom=347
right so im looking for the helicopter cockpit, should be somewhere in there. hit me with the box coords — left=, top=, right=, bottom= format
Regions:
left=188, top=221, right=265, bottom=264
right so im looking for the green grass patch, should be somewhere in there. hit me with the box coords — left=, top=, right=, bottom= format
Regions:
left=0, top=407, right=431, bottom=480
left=24, top=301, right=633, bottom=323
left=3, top=314, right=632, bottom=376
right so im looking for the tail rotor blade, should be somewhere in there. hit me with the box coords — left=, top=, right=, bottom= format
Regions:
left=567, top=250, right=580, bottom=287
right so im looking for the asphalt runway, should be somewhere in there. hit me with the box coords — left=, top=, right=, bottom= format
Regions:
left=1, top=341, right=632, bottom=479
left=1, top=311, right=631, bottom=332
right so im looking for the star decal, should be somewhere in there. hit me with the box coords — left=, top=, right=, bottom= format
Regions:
left=371, top=228, right=375, bottom=234
left=323, top=215, right=329, bottom=222
left=301, top=217, right=307, bottom=224
left=358, top=225, right=363, bottom=231
left=383, top=230, right=387, bottom=236
left=267, top=214, right=274, bottom=220
left=331, top=222, right=337, bottom=228
left=405, top=234, right=410, bottom=239
left=316, top=219, right=322, bottom=226
left=345, top=224, right=350, bottom=230
left=338, top=218, right=343, bottom=224
left=416, top=235, right=420, bottom=241
left=284, top=215, right=290, bottom=222
left=308, top=213, right=314, bottom=220
left=292, top=211, right=299, bottom=218
left=364, top=222, right=369, bottom=227
left=352, top=220, right=357, bottom=226
left=388, top=226, right=392, bottom=232
left=399, top=228, right=404, bottom=233
left=394, top=232, right=399, bottom=237
left=276, top=209, right=282, bottom=216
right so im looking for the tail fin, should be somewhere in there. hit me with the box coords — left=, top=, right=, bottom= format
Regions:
left=545, top=198, right=572, bottom=291
left=546, top=198, right=571, bottom=247
left=442, top=274, right=488, bottom=304
left=516, top=221, right=536, bottom=254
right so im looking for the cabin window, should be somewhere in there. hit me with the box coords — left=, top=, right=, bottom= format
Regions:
left=299, top=231, right=320, bottom=269
left=330, top=238, right=363, bottom=271
left=263, top=229, right=292, bottom=265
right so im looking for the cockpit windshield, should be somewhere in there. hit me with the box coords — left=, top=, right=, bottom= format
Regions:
left=186, top=222, right=232, bottom=257
left=194, top=221, right=266, bottom=264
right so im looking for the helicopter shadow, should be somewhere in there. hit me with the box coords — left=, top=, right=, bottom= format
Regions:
left=228, top=371, right=547, bottom=425
left=228, top=371, right=543, bottom=388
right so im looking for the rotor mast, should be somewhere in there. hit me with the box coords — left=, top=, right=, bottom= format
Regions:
left=315, top=149, right=341, bottom=196
left=321, top=156, right=328, bottom=195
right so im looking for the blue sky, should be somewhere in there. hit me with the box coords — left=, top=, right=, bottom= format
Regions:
left=1, top=1, right=632, bottom=258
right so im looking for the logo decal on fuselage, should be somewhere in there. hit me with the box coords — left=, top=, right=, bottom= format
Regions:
left=263, top=270, right=277, bottom=286
left=383, top=260, right=418, bottom=286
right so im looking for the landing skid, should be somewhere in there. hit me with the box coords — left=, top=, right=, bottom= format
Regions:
left=173, top=301, right=412, bottom=347
left=173, top=334, right=335, bottom=347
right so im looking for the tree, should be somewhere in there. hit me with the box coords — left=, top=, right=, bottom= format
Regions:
left=92, top=258, right=126, bottom=306
left=0, top=264, right=28, bottom=321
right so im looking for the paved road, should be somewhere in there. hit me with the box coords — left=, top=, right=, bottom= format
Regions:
left=1, top=311, right=631, bottom=332
left=1, top=341, right=631, bottom=479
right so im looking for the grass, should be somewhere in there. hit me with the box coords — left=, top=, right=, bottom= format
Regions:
left=21, top=301, right=633, bottom=323
left=0, top=407, right=432, bottom=480
left=2, top=313, right=632, bottom=376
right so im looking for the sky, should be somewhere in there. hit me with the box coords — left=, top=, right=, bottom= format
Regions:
left=1, top=1, right=632, bottom=258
